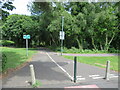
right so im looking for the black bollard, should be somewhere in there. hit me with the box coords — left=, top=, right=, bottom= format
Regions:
left=74, top=56, right=77, bottom=83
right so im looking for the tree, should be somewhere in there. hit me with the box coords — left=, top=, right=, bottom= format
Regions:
left=2, top=14, right=39, bottom=47
left=25, top=1, right=119, bottom=51
left=0, top=1, right=15, bottom=21
left=65, top=2, right=119, bottom=51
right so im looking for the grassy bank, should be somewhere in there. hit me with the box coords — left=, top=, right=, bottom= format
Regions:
left=1, top=47, right=37, bottom=73
left=64, top=56, right=119, bottom=71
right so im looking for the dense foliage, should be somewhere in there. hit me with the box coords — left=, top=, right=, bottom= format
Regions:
left=2, top=2, right=120, bottom=52
left=0, top=1, right=16, bottom=21
left=2, top=53, right=7, bottom=72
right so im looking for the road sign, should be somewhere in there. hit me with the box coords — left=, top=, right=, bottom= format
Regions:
left=23, top=35, right=30, bottom=39
left=23, top=35, right=30, bottom=57
left=59, top=31, right=65, bottom=40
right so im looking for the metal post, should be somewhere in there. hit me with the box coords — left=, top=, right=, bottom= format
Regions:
left=61, top=40, right=63, bottom=56
left=74, top=56, right=77, bottom=83
left=29, top=64, right=36, bottom=85
left=61, top=16, right=64, bottom=56
left=105, top=60, right=110, bottom=80
left=26, top=39, right=28, bottom=57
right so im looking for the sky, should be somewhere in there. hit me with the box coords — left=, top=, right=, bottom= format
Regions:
left=8, top=0, right=117, bottom=15
left=8, top=0, right=92, bottom=16
left=9, top=0, right=33, bottom=15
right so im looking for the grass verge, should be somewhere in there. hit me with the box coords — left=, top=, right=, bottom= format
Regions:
left=64, top=56, right=119, bottom=71
left=0, top=47, right=37, bottom=73
left=48, top=46, right=120, bottom=54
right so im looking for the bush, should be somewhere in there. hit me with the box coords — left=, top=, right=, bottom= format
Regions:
left=63, top=47, right=83, bottom=53
left=0, top=40, right=15, bottom=46
left=2, top=53, right=7, bottom=72
left=49, top=46, right=119, bottom=54
left=109, top=48, right=120, bottom=53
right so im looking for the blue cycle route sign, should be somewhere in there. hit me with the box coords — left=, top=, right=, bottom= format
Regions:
left=23, top=35, right=30, bottom=57
left=23, top=35, right=30, bottom=39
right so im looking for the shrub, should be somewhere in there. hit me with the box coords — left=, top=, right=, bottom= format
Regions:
left=109, top=48, right=120, bottom=53
left=0, top=40, right=15, bottom=46
left=49, top=46, right=119, bottom=53
left=2, top=53, right=7, bottom=72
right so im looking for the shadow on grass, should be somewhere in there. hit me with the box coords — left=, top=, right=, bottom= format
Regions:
left=1, top=51, right=28, bottom=73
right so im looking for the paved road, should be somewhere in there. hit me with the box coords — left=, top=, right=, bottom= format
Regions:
left=2, top=49, right=119, bottom=88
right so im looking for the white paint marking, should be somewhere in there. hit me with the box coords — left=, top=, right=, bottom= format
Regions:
left=109, top=74, right=115, bottom=75
left=76, top=76, right=82, bottom=78
left=77, top=78, right=86, bottom=80
left=46, top=52, right=73, bottom=80
left=89, top=75, right=100, bottom=77
left=109, top=74, right=118, bottom=76
left=109, top=76, right=118, bottom=78
left=71, top=76, right=85, bottom=81
left=92, top=77, right=104, bottom=79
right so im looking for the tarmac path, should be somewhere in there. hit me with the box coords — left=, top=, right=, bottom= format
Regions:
left=2, top=48, right=119, bottom=88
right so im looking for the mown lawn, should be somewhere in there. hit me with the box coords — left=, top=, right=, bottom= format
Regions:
left=64, top=56, right=119, bottom=71
left=0, top=47, right=37, bottom=72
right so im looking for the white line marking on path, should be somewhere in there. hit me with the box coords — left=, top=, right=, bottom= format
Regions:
left=46, top=52, right=73, bottom=80
left=92, top=77, right=104, bottom=79
left=77, top=78, right=86, bottom=80
left=71, top=76, right=86, bottom=81
left=76, top=76, right=82, bottom=78
left=89, top=74, right=104, bottom=79
left=109, top=74, right=118, bottom=76
left=109, top=76, right=118, bottom=78
left=89, top=75, right=100, bottom=77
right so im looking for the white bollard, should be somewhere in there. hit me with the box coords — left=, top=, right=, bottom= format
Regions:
left=29, top=64, right=36, bottom=85
left=105, top=61, right=110, bottom=80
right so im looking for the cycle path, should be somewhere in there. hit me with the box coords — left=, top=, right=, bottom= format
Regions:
left=2, top=49, right=119, bottom=88
left=47, top=51, right=118, bottom=88
left=2, top=51, right=74, bottom=88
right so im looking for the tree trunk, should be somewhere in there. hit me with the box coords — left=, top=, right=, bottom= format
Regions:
left=49, top=39, right=52, bottom=46
left=76, top=38, right=83, bottom=50
left=104, top=33, right=115, bottom=51
left=106, top=33, right=115, bottom=51
left=50, top=33, right=57, bottom=46
left=100, top=42, right=103, bottom=50
left=91, top=37, right=97, bottom=50
left=104, top=34, right=108, bottom=51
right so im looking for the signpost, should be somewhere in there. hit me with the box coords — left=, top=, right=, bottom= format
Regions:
left=60, top=16, right=65, bottom=56
left=23, top=35, right=30, bottom=57
left=59, top=31, right=65, bottom=40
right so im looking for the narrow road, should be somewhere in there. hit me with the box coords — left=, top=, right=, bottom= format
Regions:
left=2, top=48, right=119, bottom=88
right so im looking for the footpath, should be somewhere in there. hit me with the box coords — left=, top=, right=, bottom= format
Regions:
left=2, top=48, right=119, bottom=89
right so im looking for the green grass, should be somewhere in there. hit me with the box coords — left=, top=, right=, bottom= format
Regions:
left=32, top=80, right=42, bottom=88
left=64, top=56, right=119, bottom=71
left=48, top=46, right=120, bottom=54
left=0, top=47, right=37, bottom=73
